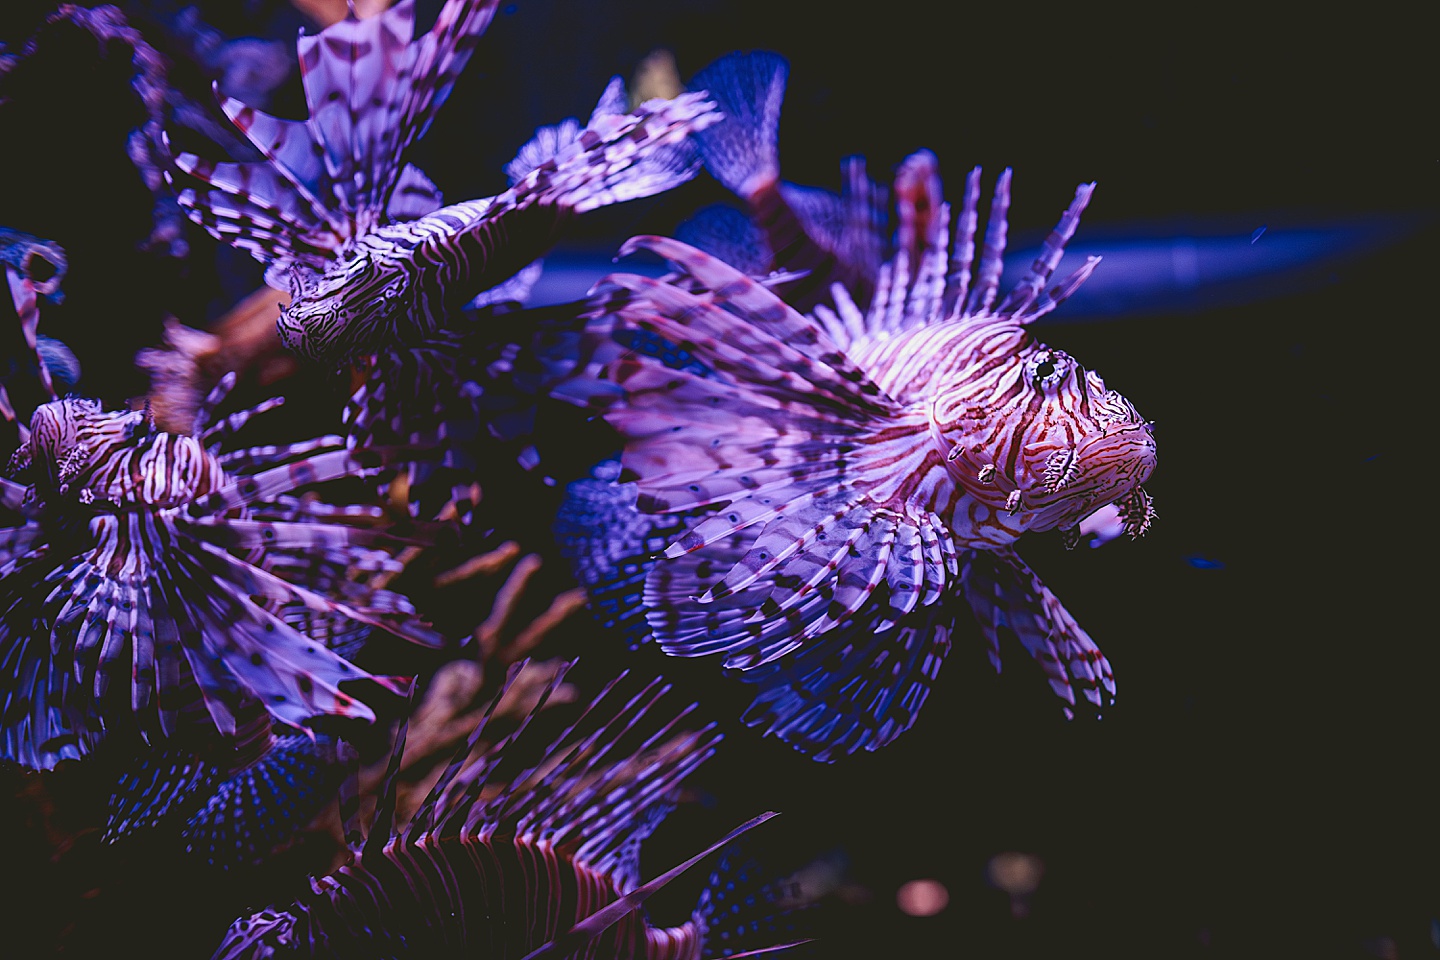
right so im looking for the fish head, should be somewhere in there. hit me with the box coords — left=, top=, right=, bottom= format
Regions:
left=212, top=908, right=299, bottom=959
left=277, top=248, right=411, bottom=365
left=16, top=399, right=148, bottom=498
left=933, top=341, right=1156, bottom=541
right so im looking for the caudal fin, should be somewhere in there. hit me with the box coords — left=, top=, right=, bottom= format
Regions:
left=689, top=51, right=789, bottom=200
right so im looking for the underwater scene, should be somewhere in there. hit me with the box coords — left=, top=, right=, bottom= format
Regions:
left=0, top=1, right=1431, bottom=957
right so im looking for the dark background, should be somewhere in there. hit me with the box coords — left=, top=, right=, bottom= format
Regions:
left=0, top=1, right=1434, bottom=957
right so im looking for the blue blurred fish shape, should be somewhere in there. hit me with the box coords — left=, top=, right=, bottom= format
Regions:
left=683, top=51, right=893, bottom=311
left=0, top=373, right=443, bottom=769
left=212, top=661, right=799, bottom=959
left=552, top=162, right=1157, bottom=761
left=106, top=732, right=351, bottom=870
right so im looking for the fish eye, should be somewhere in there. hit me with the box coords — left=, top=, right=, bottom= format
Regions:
left=1027, top=350, right=1070, bottom=389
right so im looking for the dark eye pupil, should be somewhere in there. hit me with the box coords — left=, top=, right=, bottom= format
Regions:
left=1036, top=360, right=1055, bottom=380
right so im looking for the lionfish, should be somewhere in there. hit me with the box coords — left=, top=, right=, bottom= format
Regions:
left=168, top=0, right=719, bottom=523
left=680, top=50, right=1133, bottom=552
left=0, top=374, right=442, bottom=770
left=169, top=0, right=720, bottom=365
left=551, top=125, right=1157, bottom=760
left=213, top=661, right=800, bottom=959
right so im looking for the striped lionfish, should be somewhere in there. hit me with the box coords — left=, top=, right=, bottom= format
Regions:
left=213, top=661, right=799, bottom=959
left=167, top=0, right=719, bottom=524
left=0, top=374, right=442, bottom=770
left=550, top=62, right=1157, bottom=763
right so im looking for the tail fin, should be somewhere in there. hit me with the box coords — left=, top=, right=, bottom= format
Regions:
left=554, top=460, right=700, bottom=649
left=105, top=749, right=226, bottom=843
left=738, top=590, right=959, bottom=762
left=689, top=51, right=789, bottom=200
left=686, top=52, right=886, bottom=310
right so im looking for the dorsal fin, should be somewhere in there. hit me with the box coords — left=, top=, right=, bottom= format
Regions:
left=173, top=0, right=502, bottom=269
left=428, top=660, right=591, bottom=839
left=386, top=660, right=729, bottom=901
left=403, top=657, right=538, bottom=838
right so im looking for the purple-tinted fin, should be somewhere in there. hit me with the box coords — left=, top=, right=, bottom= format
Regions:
left=959, top=547, right=1117, bottom=716
left=689, top=50, right=788, bottom=199
left=740, top=589, right=959, bottom=761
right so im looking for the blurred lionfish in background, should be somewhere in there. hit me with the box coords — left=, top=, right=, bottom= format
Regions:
left=213, top=660, right=803, bottom=959
left=552, top=52, right=1157, bottom=761
left=166, top=0, right=722, bottom=525
left=101, top=525, right=591, bottom=871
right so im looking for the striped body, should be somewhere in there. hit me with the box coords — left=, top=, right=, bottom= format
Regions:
left=276, top=194, right=550, bottom=364
left=843, top=312, right=1156, bottom=550
left=23, top=399, right=222, bottom=507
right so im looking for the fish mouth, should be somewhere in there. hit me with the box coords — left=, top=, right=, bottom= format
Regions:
left=1021, top=422, right=1157, bottom=529
left=1072, top=420, right=1157, bottom=488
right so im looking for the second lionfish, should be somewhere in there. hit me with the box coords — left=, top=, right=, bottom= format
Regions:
left=169, top=0, right=721, bottom=524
